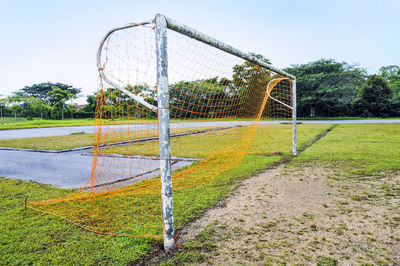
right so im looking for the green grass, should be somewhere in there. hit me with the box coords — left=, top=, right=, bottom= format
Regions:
left=1, top=116, right=398, bottom=131
left=162, top=123, right=400, bottom=265
left=0, top=118, right=258, bottom=130
left=0, top=124, right=331, bottom=264
left=0, top=118, right=97, bottom=130
left=0, top=124, right=327, bottom=152
left=102, top=124, right=328, bottom=158
left=0, top=156, right=280, bottom=264
left=294, top=124, right=400, bottom=173
left=0, top=132, right=98, bottom=150
left=0, top=126, right=220, bottom=150
left=0, top=179, right=158, bottom=265
left=298, top=116, right=400, bottom=120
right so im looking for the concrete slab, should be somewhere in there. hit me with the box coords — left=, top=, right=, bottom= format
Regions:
left=0, top=149, right=191, bottom=188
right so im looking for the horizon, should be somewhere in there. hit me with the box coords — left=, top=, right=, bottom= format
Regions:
left=1, top=0, right=399, bottom=104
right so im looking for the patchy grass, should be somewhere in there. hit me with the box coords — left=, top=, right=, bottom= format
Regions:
left=103, top=124, right=329, bottom=158
left=0, top=126, right=221, bottom=150
left=0, top=124, right=331, bottom=264
left=0, top=155, right=285, bottom=264
left=0, top=117, right=284, bottom=130
left=0, top=118, right=97, bottom=130
left=0, top=124, right=328, bottom=153
left=294, top=124, right=400, bottom=173
left=0, top=131, right=99, bottom=150
left=298, top=116, right=400, bottom=120
left=162, top=123, right=400, bottom=265
left=0, top=178, right=158, bottom=265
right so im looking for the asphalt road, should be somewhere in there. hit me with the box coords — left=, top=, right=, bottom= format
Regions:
left=0, top=148, right=191, bottom=188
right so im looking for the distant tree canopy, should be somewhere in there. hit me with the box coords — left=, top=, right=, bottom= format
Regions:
left=93, top=57, right=400, bottom=120
left=353, top=75, right=394, bottom=117
left=379, top=65, right=400, bottom=102
left=95, top=84, right=158, bottom=119
left=285, top=59, right=367, bottom=117
left=17, top=82, right=81, bottom=105
left=49, top=86, right=76, bottom=120
left=168, top=54, right=277, bottom=119
left=169, top=78, right=229, bottom=118
left=4, top=94, right=23, bottom=119
left=2, top=59, right=399, bottom=120
left=20, top=96, right=48, bottom=119
left=1, top=82, right=83, bottom=120
left=232, top=53, right=272, bottom=91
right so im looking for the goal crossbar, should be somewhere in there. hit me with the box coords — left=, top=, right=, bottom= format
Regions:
left=94, top=13, right=297, bottom=251
left=96, top=15, right=296, bottom=113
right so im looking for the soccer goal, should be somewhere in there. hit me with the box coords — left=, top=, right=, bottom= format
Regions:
left=28, top=14, right=296, bottom=250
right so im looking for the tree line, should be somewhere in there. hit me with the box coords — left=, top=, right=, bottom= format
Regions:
left=167, top=57, right=400, bottom=118
left=1, top=58, right=399, bottom=120
left=284, top=59, right=400, bottom=117
left=0, top=82, right=96, bottom=120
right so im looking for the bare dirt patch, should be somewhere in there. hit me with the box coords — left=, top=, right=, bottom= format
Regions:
left=175, top=164, right=400, bottom=265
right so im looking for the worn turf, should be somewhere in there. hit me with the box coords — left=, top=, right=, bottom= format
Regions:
left=161, top=124, right=400, bottom=265
left=0, top=124, right=330, bottom=264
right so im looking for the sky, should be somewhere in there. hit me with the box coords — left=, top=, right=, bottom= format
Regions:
left=0, top=0, right=399, bottom=103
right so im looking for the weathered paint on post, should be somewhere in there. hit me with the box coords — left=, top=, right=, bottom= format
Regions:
left=155, top=13, right=175, bottom=251
left=97, top=14, right=297, bottom=245
left=292, top=79, right=297, bottom=156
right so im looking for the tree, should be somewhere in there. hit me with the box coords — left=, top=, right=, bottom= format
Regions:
left=169, top=78, right=228, bottom=118
left=5, top=94, right=23, bottom=120
left=84, top=94, right=97, bottom=118
left=17, top=82, right=81, bottom=105
left=0, top=97, right=6, bottom=119
left=232, top=53, right=275, bottom=117
left=49, top=86, right=76, bottom=120
left=21, top=97, right=49, bottom=119
left=379, top=65, right=400, bottom=102
left=353, top=75, right=393, bottom=117
left=285, top=59, right=366, bottom=117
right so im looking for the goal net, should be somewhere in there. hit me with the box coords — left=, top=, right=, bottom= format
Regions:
left=28, top=15, right=295, bottom=243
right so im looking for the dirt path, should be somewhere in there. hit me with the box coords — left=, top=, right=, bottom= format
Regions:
left=174, top=163, right=400, bottom=265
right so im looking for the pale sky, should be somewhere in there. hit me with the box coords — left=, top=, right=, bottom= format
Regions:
left=1, top=0, right=399, bottom=103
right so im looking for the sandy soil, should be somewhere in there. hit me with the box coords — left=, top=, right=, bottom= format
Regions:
left=177, top=163, right=400, bottom=265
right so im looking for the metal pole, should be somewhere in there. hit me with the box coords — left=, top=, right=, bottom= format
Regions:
left=292, top=79, right=297, bottom=156
left=155, top=13, right=175, bottom=251
left=96, top=19, right=158, bottom=112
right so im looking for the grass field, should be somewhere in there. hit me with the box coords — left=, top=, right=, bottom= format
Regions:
left=0, top=123, right=324, bottom=152
left=1, top=123, right=399, bottom=264
left=2, top=116, right=396, bottom=130
left=0, top=118, right=251, bottom=130
left=295, top=123, right=400, bottom=172
left=162, top=124, right=400, bottom=265
left=101, top=124, right=327, bottom=158
left=0, top=126, right=224, bottom=150
left=0, top=124, right=330, bottom=264
left=0, top=118, right=97, bottom=130
left=298, top=116, right=400, bottom=120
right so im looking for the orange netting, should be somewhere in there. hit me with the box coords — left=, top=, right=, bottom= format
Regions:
left=28, top=21, right=293, bottom=239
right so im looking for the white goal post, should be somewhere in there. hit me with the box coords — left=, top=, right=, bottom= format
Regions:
left=96, top=13, right=296, bottom=250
